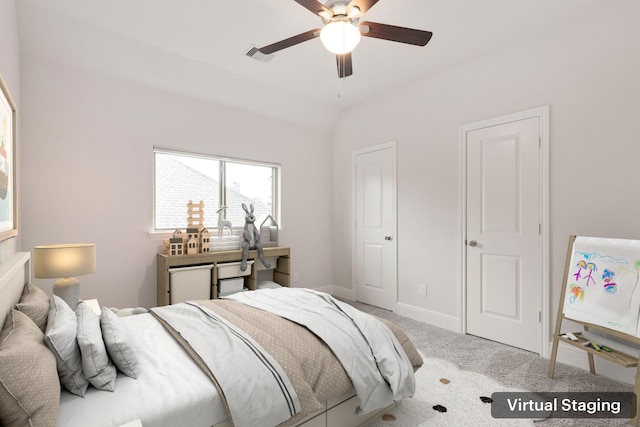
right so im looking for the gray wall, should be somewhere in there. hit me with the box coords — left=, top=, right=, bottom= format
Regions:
left=19, top=58, right=334, bottom=308
left=332, top=2, right=640, bottom=340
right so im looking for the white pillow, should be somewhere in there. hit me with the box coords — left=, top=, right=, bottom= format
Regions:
left=100, top=307, right=139, bottom=378
left=76, top=301, right=117, bottom=391
left=44, top=295, right=88, bottom=397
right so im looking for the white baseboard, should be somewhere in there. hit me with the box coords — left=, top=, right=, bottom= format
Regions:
left=319, top=285, right=353, bottom=300
left=322, top=288, right=634, bottom=387
left=553, top=341, right=635, bottom=385
left=324, top=286, right=634, bottom=386
left=321, top=290, right=462, bottom=334
left=394, top=302, right=462, bottom=333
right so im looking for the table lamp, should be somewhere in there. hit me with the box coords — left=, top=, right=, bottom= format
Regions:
left=34, top=243, right=96, bottom=309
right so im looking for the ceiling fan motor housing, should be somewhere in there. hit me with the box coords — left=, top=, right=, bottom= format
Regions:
left=319, top=1, right=362, bottom=24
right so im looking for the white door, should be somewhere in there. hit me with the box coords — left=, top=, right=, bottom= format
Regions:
left=353, top=142, right=397, bottom=311
left=465, top=115, right=543, bottom=353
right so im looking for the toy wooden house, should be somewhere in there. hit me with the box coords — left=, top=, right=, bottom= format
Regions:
left=168, top=233, right=184, bottom=256
left=200, top=228, right=211, bottom=253
left=259, top=215, right=278, bottom=247
left=186, top=230, right=199, bottom=255
left=161, top=200, right=255, bottom=255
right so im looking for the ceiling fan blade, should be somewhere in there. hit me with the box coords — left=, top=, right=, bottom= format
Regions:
left=347, top=0, right=380, bottom=15
left=259, top=29, right=321, bottom=55
left=294, top=0, right=332, bottom=17
left=336, top=53, right=353, bottom=78
left=360, top=21, right=433, bottom=46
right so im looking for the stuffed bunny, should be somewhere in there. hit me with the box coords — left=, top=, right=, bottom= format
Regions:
left=240, top=203, right=271, bottom=271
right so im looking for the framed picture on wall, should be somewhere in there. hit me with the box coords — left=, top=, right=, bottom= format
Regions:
left=0, top=75, right=17, bottom=241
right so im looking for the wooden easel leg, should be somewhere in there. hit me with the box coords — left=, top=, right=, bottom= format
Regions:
left=548, top=335, right=560, bottom=378
left=587, top=353, right=596, bottom=375
left=549, top=236, right=577, bottom=379
left=630, top=369, right=640, bottom=426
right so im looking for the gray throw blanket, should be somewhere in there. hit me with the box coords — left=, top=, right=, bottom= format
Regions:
left=225, top=287, right=416, bottom=414
left=151, top=302, right=300, bottom=427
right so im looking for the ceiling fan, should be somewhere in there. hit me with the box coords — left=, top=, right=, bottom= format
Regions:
left=258, top=0, right=433, bottom=78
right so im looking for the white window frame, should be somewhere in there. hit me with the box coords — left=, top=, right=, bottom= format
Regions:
left=153, top=146, right=281, bottom=233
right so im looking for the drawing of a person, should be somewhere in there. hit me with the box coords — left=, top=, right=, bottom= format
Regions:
left=574, top=260, right=586, bottom=281
left=584, top=262, right=597, bottom=286
left=602, top=268, right=617, bottom=294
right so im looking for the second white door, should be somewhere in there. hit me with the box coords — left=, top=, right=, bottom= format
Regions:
left=465, top=115, right=542, bottom=353
left=353, top=142, right=397, bottom=311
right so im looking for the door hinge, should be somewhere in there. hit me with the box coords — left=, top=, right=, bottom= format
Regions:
left=539, top=224, right=542, bottom=235
left=539, top=311, right=542, bottom=323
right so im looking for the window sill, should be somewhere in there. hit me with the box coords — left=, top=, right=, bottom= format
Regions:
left=149, top=229, right=282, bottom=240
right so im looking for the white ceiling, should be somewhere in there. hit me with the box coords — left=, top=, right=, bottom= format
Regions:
left=16, top=0, right=614, bottom=130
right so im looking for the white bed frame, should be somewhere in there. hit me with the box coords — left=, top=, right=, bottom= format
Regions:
left=213, top=390, right=394, bottom=427
left=0, top=252, right=392, bottom=427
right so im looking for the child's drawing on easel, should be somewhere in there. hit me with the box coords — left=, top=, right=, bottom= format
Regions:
left=631, top=261, right=640, bottom=308
left=563, top=236, right=640, bottom=337
left=568, top=285, right=584, bottom=304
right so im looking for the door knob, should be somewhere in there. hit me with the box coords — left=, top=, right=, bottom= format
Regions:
left=468, top=240, right=477, bottom=247
left=384, top=235, right=393, bottom=241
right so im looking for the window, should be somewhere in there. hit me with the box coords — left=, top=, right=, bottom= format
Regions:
left=154, top=148, right=280, bottom=232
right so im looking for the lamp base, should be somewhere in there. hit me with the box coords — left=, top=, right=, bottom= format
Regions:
left=53, top=277, right=80, bottom=310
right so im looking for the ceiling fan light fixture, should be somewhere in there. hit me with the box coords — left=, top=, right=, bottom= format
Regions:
left=320, top=20, right=361, bottom=54
left=318, top=10, right=332, bottom=20
left=347, top=6, right=361, bottom=19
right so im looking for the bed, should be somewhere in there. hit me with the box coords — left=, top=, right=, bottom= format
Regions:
left=0, top=252, right=423, bottom=427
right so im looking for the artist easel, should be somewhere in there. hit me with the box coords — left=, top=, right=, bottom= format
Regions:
left=549, top=235, right=640, bottom=426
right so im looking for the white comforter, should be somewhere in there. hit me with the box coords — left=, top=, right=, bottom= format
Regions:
left=56, top=313, right=226, bottom=427
left=151, top=302, right=301, bottom=427
left=225, top=287, right=416, bottom=414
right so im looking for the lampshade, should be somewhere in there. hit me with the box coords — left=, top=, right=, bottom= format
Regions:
left=34, top=243, right=96, bottom=279
left=320, top=20, right=361, bottom=55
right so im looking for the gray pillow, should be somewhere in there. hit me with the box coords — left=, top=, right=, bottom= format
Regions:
left=15, top=283, right=50, bottom=332
left=44, top=295, right=88, bottom=396
left=76, top=301, right=117, bottom=391
left=100, top=307, right=139, bottom=378
left=0, top=309, right=60, bottom=427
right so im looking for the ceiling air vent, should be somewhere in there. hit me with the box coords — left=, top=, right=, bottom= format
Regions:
left=245, top=45, right=275, bottom=63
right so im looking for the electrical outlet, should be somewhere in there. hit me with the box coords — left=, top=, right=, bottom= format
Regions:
left=293, top=272, right=300, bottom=283
left=418, top=284, right=427, bottom=296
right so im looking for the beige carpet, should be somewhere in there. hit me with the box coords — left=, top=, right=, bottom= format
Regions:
left=346, top=300, right=634, bottom=427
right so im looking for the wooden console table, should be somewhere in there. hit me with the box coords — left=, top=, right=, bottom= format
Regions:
left=156, top=246, right=290, bottom=306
